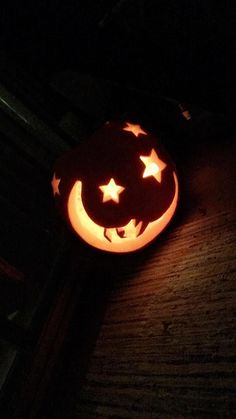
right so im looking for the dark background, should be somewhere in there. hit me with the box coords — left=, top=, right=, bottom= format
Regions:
left=0, top=3, right=235, bottom=418
left=1, top=0, right=235, bottom=116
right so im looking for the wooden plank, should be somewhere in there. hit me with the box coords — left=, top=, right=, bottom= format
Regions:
left=68, top=136, right=236, bottom=418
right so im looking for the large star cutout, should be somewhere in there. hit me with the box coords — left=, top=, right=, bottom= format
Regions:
left=99, top=178, right=125, bottom=203
left=140, top=149, right=166, bottom=183
left=51, top=173, right=61, bottom=195
left=123, top=122, right=147, bottom=137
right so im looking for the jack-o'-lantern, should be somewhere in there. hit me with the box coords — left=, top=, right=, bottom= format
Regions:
left=52, top=121, right=179, bottom=253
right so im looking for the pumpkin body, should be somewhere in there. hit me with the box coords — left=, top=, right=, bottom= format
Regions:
left=52, top=121, right=179, bottom=253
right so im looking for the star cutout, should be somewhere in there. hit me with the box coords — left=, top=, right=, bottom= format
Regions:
left=99, top=178, right=125, bottom=204
left=51, top=173, right=61, bottom=196
left=140, top=149, right=166, bottom=183
left=123, top=122, right=147, bottom=137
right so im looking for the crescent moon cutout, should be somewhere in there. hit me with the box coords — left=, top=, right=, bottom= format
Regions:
left=67, top=173, right=179, bottom=252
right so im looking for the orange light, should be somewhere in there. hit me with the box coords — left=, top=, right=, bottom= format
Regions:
left=140, top=149, right=166, bottom=183
left=123, top=122, right=147, bottom=137
left=99, top=178, right=125, bottom=203
left=51, top=173, right=61, bottom=196
left=117, top=219, right=143, bottom=239
left=67, top=174, right=178, bottom=253
left=53, top=120, right=179, bottom=253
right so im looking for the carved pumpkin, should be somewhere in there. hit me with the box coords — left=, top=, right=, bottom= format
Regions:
left=52, top=121, right=179, bottom=253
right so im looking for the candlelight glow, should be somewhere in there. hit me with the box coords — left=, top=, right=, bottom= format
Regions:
left=123, top=122, right=147, bottom=137
left=67, top=173, right=178, bottom=253
left=51, top=173, right=61, bottom=196
left=140, top=149, right=166, bottom=183
left=53, top=120, right=179, bottom=253
left=99, top=178, right=125, bottom=203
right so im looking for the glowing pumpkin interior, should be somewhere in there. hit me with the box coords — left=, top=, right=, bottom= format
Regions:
left=52, top=121, right=179, bottom=253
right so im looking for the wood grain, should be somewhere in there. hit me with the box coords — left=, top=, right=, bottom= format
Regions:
left=70, top=137, right=236, bottom=418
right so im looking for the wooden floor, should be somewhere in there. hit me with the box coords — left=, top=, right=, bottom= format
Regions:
left=68, top=134, right=236, bottom=418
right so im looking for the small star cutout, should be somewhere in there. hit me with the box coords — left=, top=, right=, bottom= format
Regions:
left=51, top=173, right=61, bottom=195
left=140, top=149, right=166, bottom=183
left=123, top=122, right=147, bottom=137
left=99, top=178, right=125, bottom=203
